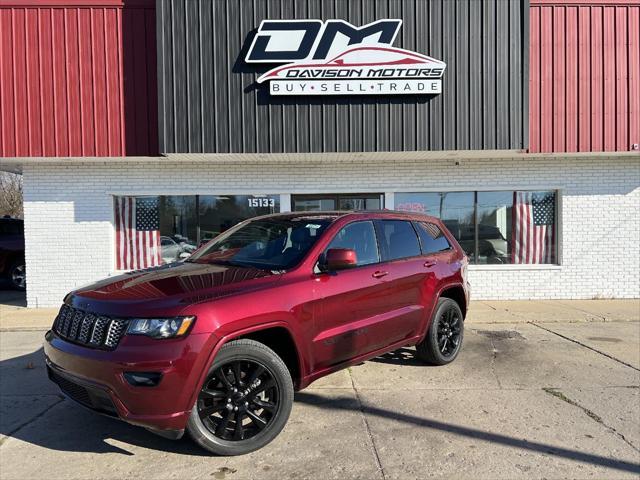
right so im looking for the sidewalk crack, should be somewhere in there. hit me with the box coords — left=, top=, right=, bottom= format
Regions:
left=543, top=387, right=640, bottom=454
left=530, top=322, right=640, bottom=372
left=348, top=368, right=386, bottom=480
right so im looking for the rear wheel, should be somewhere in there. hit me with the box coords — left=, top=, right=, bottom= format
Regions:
left=187, top=339, right=294, bottom=455
left=9, top=260, right=25, bottom=290
left=415, top=298, right=464, bottom=365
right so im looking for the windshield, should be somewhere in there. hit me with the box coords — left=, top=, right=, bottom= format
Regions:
left=187, top=216, right=334, bottom=270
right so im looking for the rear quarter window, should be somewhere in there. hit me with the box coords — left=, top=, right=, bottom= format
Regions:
left=415, top=221, right=452, bottom=255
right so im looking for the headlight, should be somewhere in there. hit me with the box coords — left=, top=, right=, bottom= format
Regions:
left=127, top=316, right=195, bottom=339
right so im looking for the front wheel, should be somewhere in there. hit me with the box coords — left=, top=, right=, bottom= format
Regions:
left=415, top=298, right=464, bottom=365
left=187, top=339, right=294, bottom=455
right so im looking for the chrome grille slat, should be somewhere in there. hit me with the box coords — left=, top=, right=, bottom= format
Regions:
left=105, top=319, right=127, bottom=348
left=69, top=311, right=83, bottom=340
left=77, top=314, right=95, bottom=343
left=90, top=316, right=110, bottom=345
left=60, top=307, right=73, bottom=337
left=52, top=305, right=128, bottom=350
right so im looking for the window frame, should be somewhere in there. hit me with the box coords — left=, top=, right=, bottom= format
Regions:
left=393, top=189, right=561, bottom=266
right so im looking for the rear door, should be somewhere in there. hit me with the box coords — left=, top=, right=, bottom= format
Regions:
left=371, top=219, right=429, bottom=338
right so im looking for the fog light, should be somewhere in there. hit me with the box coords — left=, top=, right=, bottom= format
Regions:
left=124, top=372, right=163, bottom=387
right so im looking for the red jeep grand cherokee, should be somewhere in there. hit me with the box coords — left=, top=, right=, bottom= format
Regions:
left=44, top=211, right=469, bottom=455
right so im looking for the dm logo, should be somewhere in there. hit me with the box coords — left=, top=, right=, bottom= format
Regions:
left=245, top=19, right=446, bottom=96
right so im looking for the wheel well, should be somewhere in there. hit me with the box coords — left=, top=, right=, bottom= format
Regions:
left=439, top=286, right=467, bottom=318
left=238, top=327, right=301, bottom=388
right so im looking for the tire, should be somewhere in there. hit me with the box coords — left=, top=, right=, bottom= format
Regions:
left=187, top=339, right=294, bottom=456
left=8, top=260, right=26, bottom=291
left=415, top=297, right=464, bottom=365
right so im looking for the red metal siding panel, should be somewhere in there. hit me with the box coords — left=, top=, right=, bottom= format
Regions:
left=39, top=9, right=56, bottom=156
left=13, top=9, right=29, bottom=156
left=529, top=1, right=640, bottom=153
left=52, top=8, right=69, bottom=155
left=591, top=7, right=604, bottom=150
left=615, top=7, right=629, bottom=150
left=630, top=7, right=640, bottom=146
left=0, top=2, right=157, bottom=157
left=1, top=10, right=16, bottom=156
left=565, top=7, right=578, bottom=152
left=541, top=7, right=554, bottom=152
left=530, top=7, right=541, bottom=152
left=578, top=6, right=592, bottom=150
left=553, top=7, right=566, bottom=151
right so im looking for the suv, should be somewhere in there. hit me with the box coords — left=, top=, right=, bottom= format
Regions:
left=0, top=217, right=25, bottom=290
left=44, top=211, right=469, bottom=455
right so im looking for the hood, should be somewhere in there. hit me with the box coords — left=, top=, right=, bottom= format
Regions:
left=67, top=261, right=282, bottom=316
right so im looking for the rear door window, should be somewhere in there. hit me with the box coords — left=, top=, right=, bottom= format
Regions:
left=415, top=222, right=452, bottom=255
left=375, top=220, right=421, bottom=262
left=325, top=221, right=379, bottom=266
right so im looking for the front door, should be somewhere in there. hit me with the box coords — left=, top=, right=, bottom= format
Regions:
left=312, top=221, right=394, bottom=370
left=292, top=193, right=383, bottom=212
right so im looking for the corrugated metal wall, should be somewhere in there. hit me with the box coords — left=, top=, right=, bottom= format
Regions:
left=0, top=1, right=158, bottom=157
left=156, top=0, right=529, bottom=154
left=529, top=0, right=640, bottom=153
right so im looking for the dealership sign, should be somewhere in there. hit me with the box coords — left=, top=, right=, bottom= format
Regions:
left=246, top=20, right=446, bottom=96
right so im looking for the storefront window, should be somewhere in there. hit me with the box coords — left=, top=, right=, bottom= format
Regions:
left=396, top=190, right=557, bottom=265
left=292, top=194, right=383, bottom=212
left=199, top=195, right=279, bottom=244
left=477, top=191, right=513, bottom=264
left=114, top=194, right=280, bottom=270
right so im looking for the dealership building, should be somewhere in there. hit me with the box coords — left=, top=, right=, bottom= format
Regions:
left=0, top=0, right=638, bottom=308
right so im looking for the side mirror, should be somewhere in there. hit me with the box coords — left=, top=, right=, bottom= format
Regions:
left=324, top=248, right=357, bottom=271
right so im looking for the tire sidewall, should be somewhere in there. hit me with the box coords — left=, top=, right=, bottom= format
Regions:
left=187, top=341, right=294, bottom=456
left=428, top=298, right=464, bottom=364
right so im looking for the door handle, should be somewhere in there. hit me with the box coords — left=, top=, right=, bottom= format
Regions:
left=423, top=260, right=437, bottom=268
left=372, top=270, right=389, bottom=279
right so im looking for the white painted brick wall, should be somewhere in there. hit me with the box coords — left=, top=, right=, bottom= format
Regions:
left=22, top=155, right=640, bottom=307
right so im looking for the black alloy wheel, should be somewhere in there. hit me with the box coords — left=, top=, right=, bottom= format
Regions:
left=187, top=339, right=294, bottom=455
left=197, top=360, right=278, bottom=442
left=436, top=306, right=462, bottom=357
left=415, top=297, right=464, bottom=365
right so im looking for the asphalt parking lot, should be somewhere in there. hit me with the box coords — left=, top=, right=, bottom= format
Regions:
left=1, top=302, right=639, bottom=480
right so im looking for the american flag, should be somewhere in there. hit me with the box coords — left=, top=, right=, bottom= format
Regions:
left=512, top=191, right=555, bottom=264
left=114, top=197, right=162, bottom=270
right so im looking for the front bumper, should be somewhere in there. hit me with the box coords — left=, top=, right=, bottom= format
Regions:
left=43, top=329, right=217, bottom=435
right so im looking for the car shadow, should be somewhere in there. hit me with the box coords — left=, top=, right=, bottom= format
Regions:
left=0, top=346, right=210, bottom=457
left=368, top=347, right=435, bottom=367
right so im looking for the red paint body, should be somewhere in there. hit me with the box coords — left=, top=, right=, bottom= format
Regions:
left=529, top=0, right=640, bottom=153
left=43, top=211, right=470, bottom=435
left=0, top=0, right=157, bottom=157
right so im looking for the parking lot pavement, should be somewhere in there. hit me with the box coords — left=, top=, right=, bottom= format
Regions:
left=1, top=322, right=639, bottom=480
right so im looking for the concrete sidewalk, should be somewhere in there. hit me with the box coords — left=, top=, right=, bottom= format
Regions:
left=1, top=296, right=638, bottom=331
